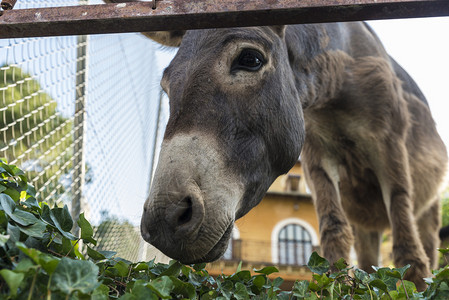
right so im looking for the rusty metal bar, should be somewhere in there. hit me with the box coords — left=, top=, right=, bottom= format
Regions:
left=0, top=0, right=448, bottom=39
left=1, top=0, right=17, bottom=10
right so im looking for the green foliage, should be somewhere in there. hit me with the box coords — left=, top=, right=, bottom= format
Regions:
left=0, top=65, right=74, bottom=204
left=1, top=160, right=449, bottom=299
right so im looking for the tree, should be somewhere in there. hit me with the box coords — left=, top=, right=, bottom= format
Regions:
left=0, top=65, right=74, bottom=204
left=94, top=210, right=141, bottom=261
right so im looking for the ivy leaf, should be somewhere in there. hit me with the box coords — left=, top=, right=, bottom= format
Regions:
left=0, top=269, right=24, bottom=296
left=193, top=262, right=207, bottom=271
left=18, top=219, right=47, bottom=238
left=50, top=206, right=76, bottom=240
left=387, top=264, right=411, bottom=279
left=234, top=282, right=250, bottom=300
left=254, top=266, right=279, bottom=275
left=0, top=234, right=9, bottom=247
left=292, top=280, right=310, bottom=298
left=91, top=284, right=111, bottom=300
left=129, top=282, right=158, bottom=299
left=114, top=260, right=130, bottom=277
left=354, top=268, right=370, bottom=285
left=77, top=212, right=97, bottom=245
left=161, top=260, right=183, bottom=277
left=0, top=193, right=16, bottom=215
left=23, top=196, right=40, bottom=211
left=86, top=246, right=106, bottom=261
left=170, top=276, right=197, bottom=299
left=334, top=257, right=348, bottom=270
left=252, top=275, right=266, bottom=290
left=369, top=278, right=389, bottom=294
left=17, top=242, right=60, bottom=275
left=307, top=251, right=330, bottom=275
left=51, top=257, right=100, bottom=295
left=232, top=270, right=252, bottom=283
left=147, top=276, right=174, bottom=299
left=98, top=250, right=117, bottom=259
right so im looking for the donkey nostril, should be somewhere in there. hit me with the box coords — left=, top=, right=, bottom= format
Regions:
left=177, top=196, right=193, bottom=226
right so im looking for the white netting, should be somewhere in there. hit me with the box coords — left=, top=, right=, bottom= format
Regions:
left=0, top=0, right=169, bottom=261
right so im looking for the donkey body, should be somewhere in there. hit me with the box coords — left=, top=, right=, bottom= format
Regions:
left=105, top=1, right=447, bottom=289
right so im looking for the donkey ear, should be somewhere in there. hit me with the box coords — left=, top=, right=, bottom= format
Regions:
left=270, top=26, right=286, bottom=38
left=141, top=31, right=186, bottom=47
left=102, top=0, right=185, bottom=47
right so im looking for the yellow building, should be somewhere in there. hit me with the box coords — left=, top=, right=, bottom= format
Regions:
left=207, top=160, right=319, bottom=287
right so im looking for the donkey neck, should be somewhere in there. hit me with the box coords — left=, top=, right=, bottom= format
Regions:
left=285, top=22, right=389, bottom=110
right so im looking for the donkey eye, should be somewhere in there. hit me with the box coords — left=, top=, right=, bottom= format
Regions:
left=231, top=49, right=265, bottom=73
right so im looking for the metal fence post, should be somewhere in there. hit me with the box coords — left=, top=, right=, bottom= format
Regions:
left=72, top=33, right=88, bottom=236
left=148, top=89, right=164, bottom=191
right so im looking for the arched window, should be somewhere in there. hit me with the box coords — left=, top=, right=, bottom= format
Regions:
left=271, top=218, right=318, bottom=265
left=278, top=223, right=313, bottom=265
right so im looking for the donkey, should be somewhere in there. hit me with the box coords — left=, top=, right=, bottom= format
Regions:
left=105, top=0, right=447, bottom=290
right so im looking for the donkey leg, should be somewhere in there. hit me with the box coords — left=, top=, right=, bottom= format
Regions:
left=388, top=189, right=430, bottom=291
left=353, top=227, right=382, bottom=272
left=309, top=166, right=354, bottom=265
left=417, top=199, right=441, bottom=270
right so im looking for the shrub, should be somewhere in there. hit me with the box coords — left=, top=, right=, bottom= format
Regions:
left=1, top=159, right=449, bottom=299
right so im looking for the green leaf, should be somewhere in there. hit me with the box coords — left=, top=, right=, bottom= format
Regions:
left=17, top=243, right=60, bottom=275
left=51, top=257, right=100, bottom=295
left=23, top=196, right=40, bottom=211
left=26, top=183, right=36, bottom=197
left=91, top=284, right=110, bottom=300
left=86, top=245, right=106, bottom=260
left=10, top=208, right=38, bottom=226
left=252, top=275, right=266, bottom=290
left=232, top=270, right=252, bottom=282
left=397, top=280, right=417, bottom=297
left=272, top=276, right=284, bottom=288
left=147, top=276, right=174, bottom=299
left=170, top=276, right=197, bottom=299
left=114, top=260, right=130, bottom=277
left=7, top=222, right=21, bottom=242
left=77, top=212, right=97, bottom=245
left=50, top=206, right=76, bottom=240
left=0, top=193, right=16, bottom=214
left=0, top=162, right=15, bottom=176
left=307, top=251, right=330, bottom=275
left=387, top=264, right=410, bottom=279
left=130, top=283, right=158, bottom=299
left=0, top=269, right=24, bottom=296
left=161, top=260, right=183, bottom=276
left=236, top=261, right=243, bottom=273
left=17, top=218, right=47, bottom=238
left=354, top=268, right=370, bottom=285
left=3, top=187, right=20, bottom=202
left=369, top=278, right=389, bottom=293
left=334, top=257, right=348, bottom=270
left=98, top=250, right=117, bottom=259
left=0, top=234, right=9, bottom=247
left=293, top=280, right=310, bottom=298
left=254, top=266, right=279, bottom=275
left=193, top=262, right=206, bottom=271
left=234, top=282, right=250, bottom=300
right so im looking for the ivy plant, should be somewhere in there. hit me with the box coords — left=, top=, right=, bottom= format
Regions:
left=1, top=159, right=449, bottom=299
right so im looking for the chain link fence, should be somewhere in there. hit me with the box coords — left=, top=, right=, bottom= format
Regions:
left=0, top=0, right=170, bottom=262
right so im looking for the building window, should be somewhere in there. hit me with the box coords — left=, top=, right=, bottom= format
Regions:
left=278, top=223, right=313, bottom=265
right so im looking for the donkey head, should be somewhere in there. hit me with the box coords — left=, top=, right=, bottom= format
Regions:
left=141, top=26, right=305, bottom=263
